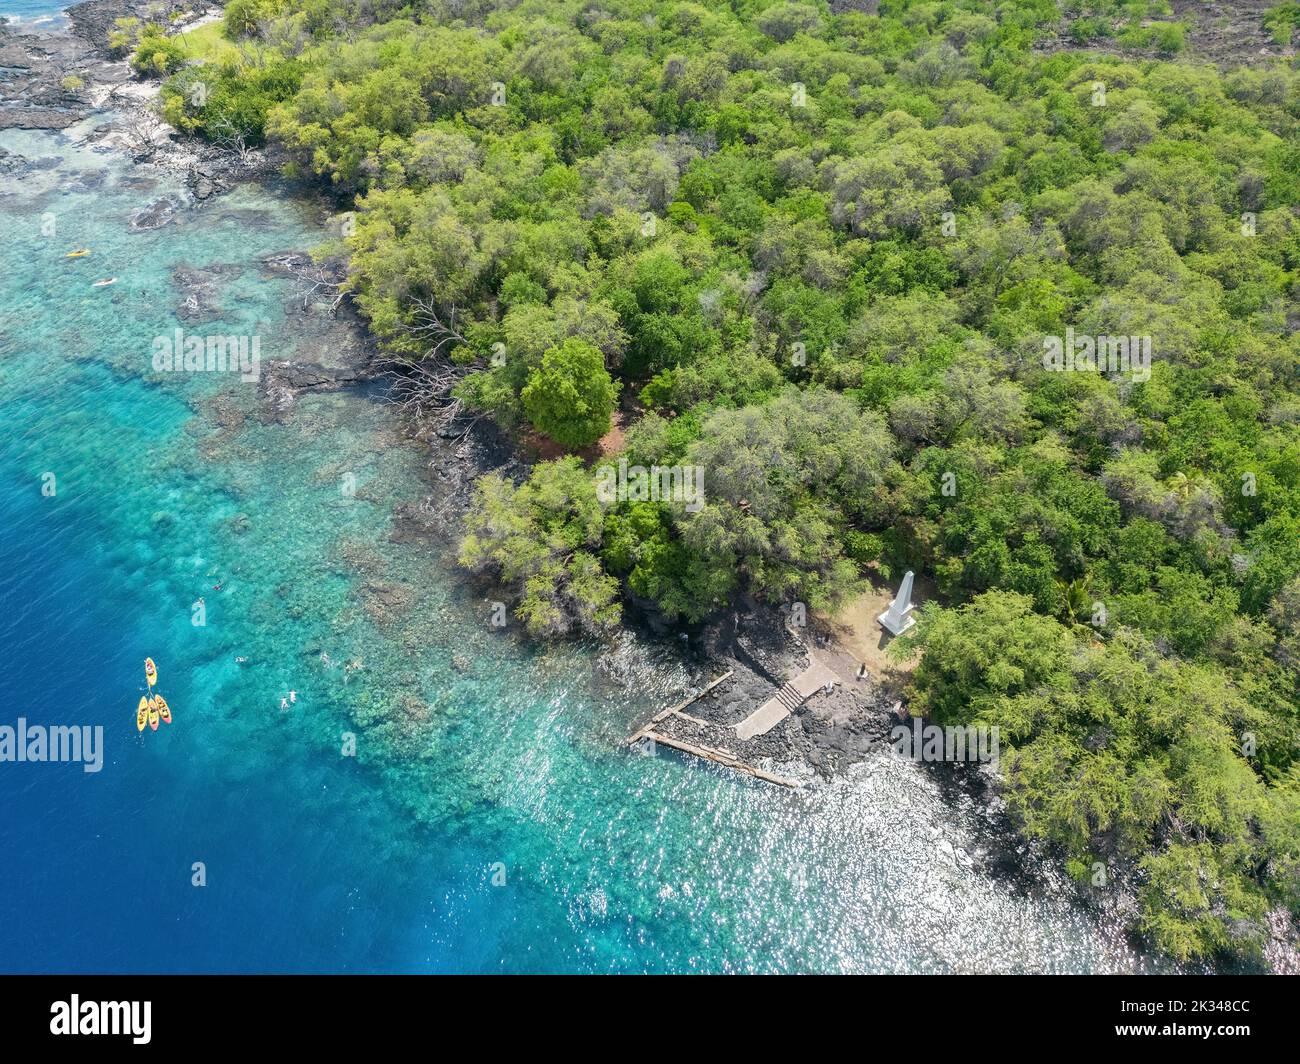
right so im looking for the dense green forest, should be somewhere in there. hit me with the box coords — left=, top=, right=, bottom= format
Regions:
left=136, top=0, right=1299, bottom=964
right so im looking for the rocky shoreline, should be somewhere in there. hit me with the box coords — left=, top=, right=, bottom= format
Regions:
left=0, top=0, right=1123, bottom=891
left=10, top=1, right=1297, bottom=975
left=2, top=5, right=403, bottom=419
left=0, top=0, right=960, bottom=790
left=1, top=3, right=554, bottom=630
left=2, top=4, right=273, bottom=185
left=628, top=600, right=910, bottom=782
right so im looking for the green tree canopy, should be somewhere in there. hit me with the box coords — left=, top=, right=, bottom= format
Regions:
left=522, top=338, right=620, bottom=450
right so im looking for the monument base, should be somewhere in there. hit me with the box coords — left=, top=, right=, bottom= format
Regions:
left=877, top=609, right=915, bottom=637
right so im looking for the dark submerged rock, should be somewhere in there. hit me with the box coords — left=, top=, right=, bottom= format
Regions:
left=130, top=194, right=183, bottom=230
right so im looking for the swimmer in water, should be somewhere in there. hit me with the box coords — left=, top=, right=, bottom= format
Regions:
left=289, top=690, right=296, bottom=704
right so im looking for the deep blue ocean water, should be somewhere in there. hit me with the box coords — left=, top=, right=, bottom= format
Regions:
left=0, top=105, right=1162, bottom=972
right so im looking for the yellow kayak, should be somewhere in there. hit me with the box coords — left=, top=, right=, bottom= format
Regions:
left=148, top=697, right=160, bottom=732
left=156, top=694, right=172, bottom=725
left=136, top=696, right=149, bottom=732
left=144, top=657, right=157, bottom=687
left=65, top=249, right=90, bottom=258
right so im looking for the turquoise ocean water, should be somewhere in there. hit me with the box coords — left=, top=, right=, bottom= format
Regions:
left=1, top=0, right=65, bottom=24
left=0, top=108, right=1162, bottom=972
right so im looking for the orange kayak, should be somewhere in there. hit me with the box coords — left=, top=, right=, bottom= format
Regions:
left=144, top=657, right=157, bottom=686
left=136, top=696, right=149, bottom=732
left=148, top=697, right=159, bottom=731
left=156, top=694, right=172, bottom=725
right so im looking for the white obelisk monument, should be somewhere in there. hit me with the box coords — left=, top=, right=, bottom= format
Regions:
left=877, top=570, right=916, bottom=636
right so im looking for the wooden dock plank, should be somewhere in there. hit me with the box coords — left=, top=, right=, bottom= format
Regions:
left=638, top=730, right=801, bottom=788
left=626, top=670, right=732, bottom=744
left=626, top=669, right=803, bottom=787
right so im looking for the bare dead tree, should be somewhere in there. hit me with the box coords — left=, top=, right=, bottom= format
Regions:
left=402, top=295, right=470, bottom=358
left=118, top=107, right=168, bottom=162
left=206, top=113, right=258, bottom=168
left=382, top=357, right=459, bottom=410
left=257, top=19, right=310, bottom=59
left=379, top=306, right=489, bottom=456
left=233, top=38, right=271, bottom=71
left=284, top=257, right=348, bottom=315
left=379, top=356, right=487, bottom=452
